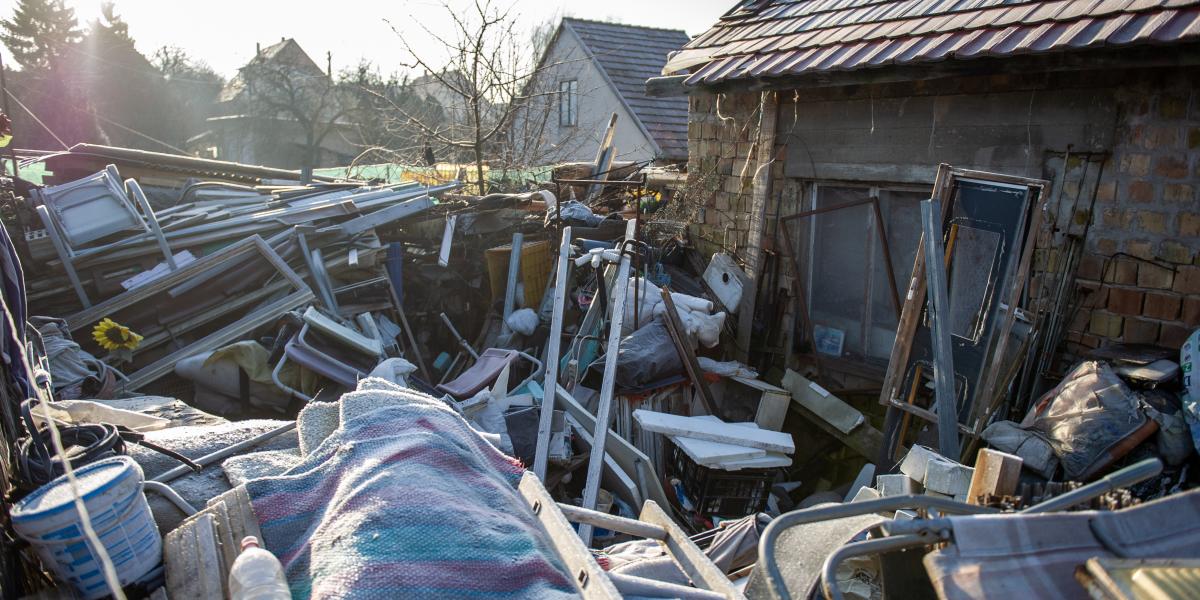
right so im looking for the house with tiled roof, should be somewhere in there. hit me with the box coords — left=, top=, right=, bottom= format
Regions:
left=653, top=0, right=1200, bottom=436
left=509, top=18, right=690, bottom=166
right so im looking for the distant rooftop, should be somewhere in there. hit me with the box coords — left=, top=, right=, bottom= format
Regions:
left=564, top=18, right=691, bottom=160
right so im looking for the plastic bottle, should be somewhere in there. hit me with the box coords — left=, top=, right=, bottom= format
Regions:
left=228, top=536, right=291, bottom=600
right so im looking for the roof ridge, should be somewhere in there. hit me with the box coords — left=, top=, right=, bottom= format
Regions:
left=563, top=16, right=689, bottom=36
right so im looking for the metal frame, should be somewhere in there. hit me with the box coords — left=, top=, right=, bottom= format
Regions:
left=578, top=218, right=637, bottom=545
left=517, top=471, right=745, bottom=599
left=533, top=226, right=573, bottom=479
left=65, top=235, right=313, bottom=391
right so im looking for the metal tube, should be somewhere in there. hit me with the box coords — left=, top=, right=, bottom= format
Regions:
left=440, top=312, right=479, bottom=360
left=151, top=422, right=296, bottom=484
left=1023, top=458, right=1162, bottom=514
left=920, top=198, right=960, bottom=457
left=757, top=495, right=994, bottom=600
left=533, top=227, right=572, bottom=479
left=500, top=232, right=524, bottom=337
left=821, top=533, right=940, bottom=600
left=608, top=572, right=727, bottom=600
left=557, top=502, right=666, bottom=540
left=142, top=481, right=198, bottom=516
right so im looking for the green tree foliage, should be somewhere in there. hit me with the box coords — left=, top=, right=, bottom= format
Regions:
left=154, top=46, right=224, bottom=142
left=0, top=0, right=81, bottom=70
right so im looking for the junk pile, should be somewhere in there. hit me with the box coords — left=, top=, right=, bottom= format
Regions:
left=1, top=150, right=1199, bottom=600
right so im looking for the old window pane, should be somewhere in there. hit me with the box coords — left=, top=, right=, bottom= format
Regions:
left=947, top=225, right=1001, bottom=341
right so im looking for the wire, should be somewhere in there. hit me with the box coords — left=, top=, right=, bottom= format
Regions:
left=0, top=302, right=125, bottom=599
left=3, top=90, right=68, bottom=150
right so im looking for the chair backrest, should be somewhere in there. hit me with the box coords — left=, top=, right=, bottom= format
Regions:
left=36, top=165, right=144, bottom=248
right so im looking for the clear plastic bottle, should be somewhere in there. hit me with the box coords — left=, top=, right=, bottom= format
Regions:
left=228, top=536, right=292, bottom=599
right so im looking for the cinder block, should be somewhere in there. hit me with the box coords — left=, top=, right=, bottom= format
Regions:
left=923, top=456, right=975, bottom=496
left=899, top=444, right=939, bottom=483
left=877, top=474, right=921, bottom=497
left=851, top=486, right=880, bottom=503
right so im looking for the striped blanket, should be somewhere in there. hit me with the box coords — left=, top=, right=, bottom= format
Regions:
left=245, top=379, right=577, bottom=599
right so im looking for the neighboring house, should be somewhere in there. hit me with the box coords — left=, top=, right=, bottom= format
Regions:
left=512, top=18, right=690, bottom=166
left=660, top=0, right=1200, bottom=389
left=188, top=38, right=358, bottom=170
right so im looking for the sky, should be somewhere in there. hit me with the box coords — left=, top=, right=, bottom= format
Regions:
left=1, top=0, right=732, bottom=76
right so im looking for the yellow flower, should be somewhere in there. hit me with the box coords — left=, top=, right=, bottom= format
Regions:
left=92, top=318, right=143, bottom=351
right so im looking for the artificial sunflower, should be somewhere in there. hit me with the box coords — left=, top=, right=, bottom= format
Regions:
left=92, top=318, right=143, bottom=351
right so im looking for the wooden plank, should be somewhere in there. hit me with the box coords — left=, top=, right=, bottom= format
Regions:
left=639, top=501, right=747, bottom=599
left=579, top=218, right=636, bottom=545
left=660, top=286, right=717, bottom=416
left=163, top=514, right=224, bottom=599
left=517, top=473, right=621, bottom=599
left=966, top=448, right=1023, bottom=505
left=736, top=91, right=779, bottom=363
left=920, top=198, right=960, bottom=457
left=534, top=226, right=572, bottom=479
left=634, top=410, right=795, bottom=453
left=780, top=370, right=864, bottom=434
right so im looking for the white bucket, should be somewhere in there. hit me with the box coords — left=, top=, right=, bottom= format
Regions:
left=11, top=456, right=162, bottom=599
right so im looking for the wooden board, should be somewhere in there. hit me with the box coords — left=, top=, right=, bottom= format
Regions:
left=633, top=410, right=795, bottom=454
left=163, top=514, right=224, bottom=599
left=781, top=370, right=864, bottom=434
left=966, top=448, right=1023, bottom=505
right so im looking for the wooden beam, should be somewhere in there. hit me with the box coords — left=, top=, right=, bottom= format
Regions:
left=736, top=91, right=779, bottom=362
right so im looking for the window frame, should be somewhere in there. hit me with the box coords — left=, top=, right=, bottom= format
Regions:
left=801, top=181, right=930, bottom=362
left=558, top=79, right=578, bottom=128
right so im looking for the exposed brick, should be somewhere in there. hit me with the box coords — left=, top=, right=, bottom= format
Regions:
left=1190, top=127, right=1200, bottom=150
left=1121, top=153, right=1152, bottom=176
left=1104, top=258, right=1138, bottom=285
left=1143, top=292, right=1182, bottom=321
left=1159, top=324, right=1191, bottom=349
left=1126, top=240, right=1155, bottom=260
left=1138, top=263, right=1175, bottom=289
left=1070, top=308, right=1092, bottom=333
left=1078, top=281, right=1109, bottom=309
left=1082, top=334, right=1102, bottom=349
left=1174, top=265, right=1200, bottom=294
left=1094, top=238, right=1119, bottom=254
left=1126, top=180, right=1155, bottom=203
left=1164, top=183, right=1195, bottom=204
left=1090, top=311, right=1124, bottom=338
left=1076, top=254, right=1104, bottom=281
left=1154, top=155, right=1189, bottom=179
left=1161, top=240, right=1194, bottom=265
left=1124, top=318, right=1160, bottom=344
left=1183, top=296, right=1200, bottom=327
left=1108, top=287, right=1144, bottom=316
left=1135, top=211, right=1168, bottom=235
left=1095, top=180, right=1117, bottom=204
left=1183, top=213, right=1200, bottom=238
left=1142, top=124, right=1180, bottom=149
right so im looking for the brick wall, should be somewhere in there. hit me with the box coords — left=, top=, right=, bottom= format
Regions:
left=1061, top=71, right=1200, bottom=360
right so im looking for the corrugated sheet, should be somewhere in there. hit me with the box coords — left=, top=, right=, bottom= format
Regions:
left=671, top=0, right=1200, bottom=86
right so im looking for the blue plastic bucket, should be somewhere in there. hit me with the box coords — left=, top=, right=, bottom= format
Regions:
left=11, top=456, right=162, bottom=599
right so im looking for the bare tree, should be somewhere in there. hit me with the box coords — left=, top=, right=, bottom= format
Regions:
left=240, top=48, right=353, bottom=180
left=381, top=1, right=580, bottom=194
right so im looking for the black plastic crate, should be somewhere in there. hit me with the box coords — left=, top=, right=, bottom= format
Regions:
left=668, top=439, right=774, bottom=518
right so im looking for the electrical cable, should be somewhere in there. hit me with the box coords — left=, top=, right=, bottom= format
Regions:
left=2, top=90, right=68, bottom=150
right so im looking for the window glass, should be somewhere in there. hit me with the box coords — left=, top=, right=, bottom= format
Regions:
left=559, top=80, right=577, bottom=127
left=947, top=225, right=1001, bottom=341
left=810, top=186, right=871, bottom=356
left=868, top=190, right=924, bottom=356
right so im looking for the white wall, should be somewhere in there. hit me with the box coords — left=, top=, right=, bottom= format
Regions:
left=511, top=26, right=658, bottom=166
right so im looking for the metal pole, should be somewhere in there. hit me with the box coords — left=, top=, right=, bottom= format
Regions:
left=920, top=198, right=960, bottom=458
left=0, top=51, right=17, bottom=179
left=533, top=226, right=571, bottom=479
left=152, top=422, right=296, bottom=484
left=440, top=312, right=479, bottom=361
left=578, top=218, right=636, bottom=545
left=500, top=232, right=523, bottom=337
left=1023, top=458, right=1162, bottom=514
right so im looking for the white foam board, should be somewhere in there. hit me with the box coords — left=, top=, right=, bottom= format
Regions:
left=635, top=409, right=794, bottom=453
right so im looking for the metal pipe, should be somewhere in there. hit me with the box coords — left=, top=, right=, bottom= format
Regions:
left=821, top=533, right=940, bottom=600
left=757, top=495, right=995, bottom=600
left=1023, top=458, right=1162, bottom=514
left=608, top=572, right=726, bottom=600
left=500, top=232, right=524, bottom=337
left=440, top=312, right=479, bottom=360
left=142, top=481, right=198, bottom=516
left=533, top=227, right=572, bottom=479
left=152, top=422, right=296, bottom=484
left=557, top=502, right=667, bottom=540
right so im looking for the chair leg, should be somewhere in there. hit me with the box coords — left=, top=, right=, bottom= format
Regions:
left=126, top=179, right=177, bottom=270
left=36, top=204, right=91, bottom=308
